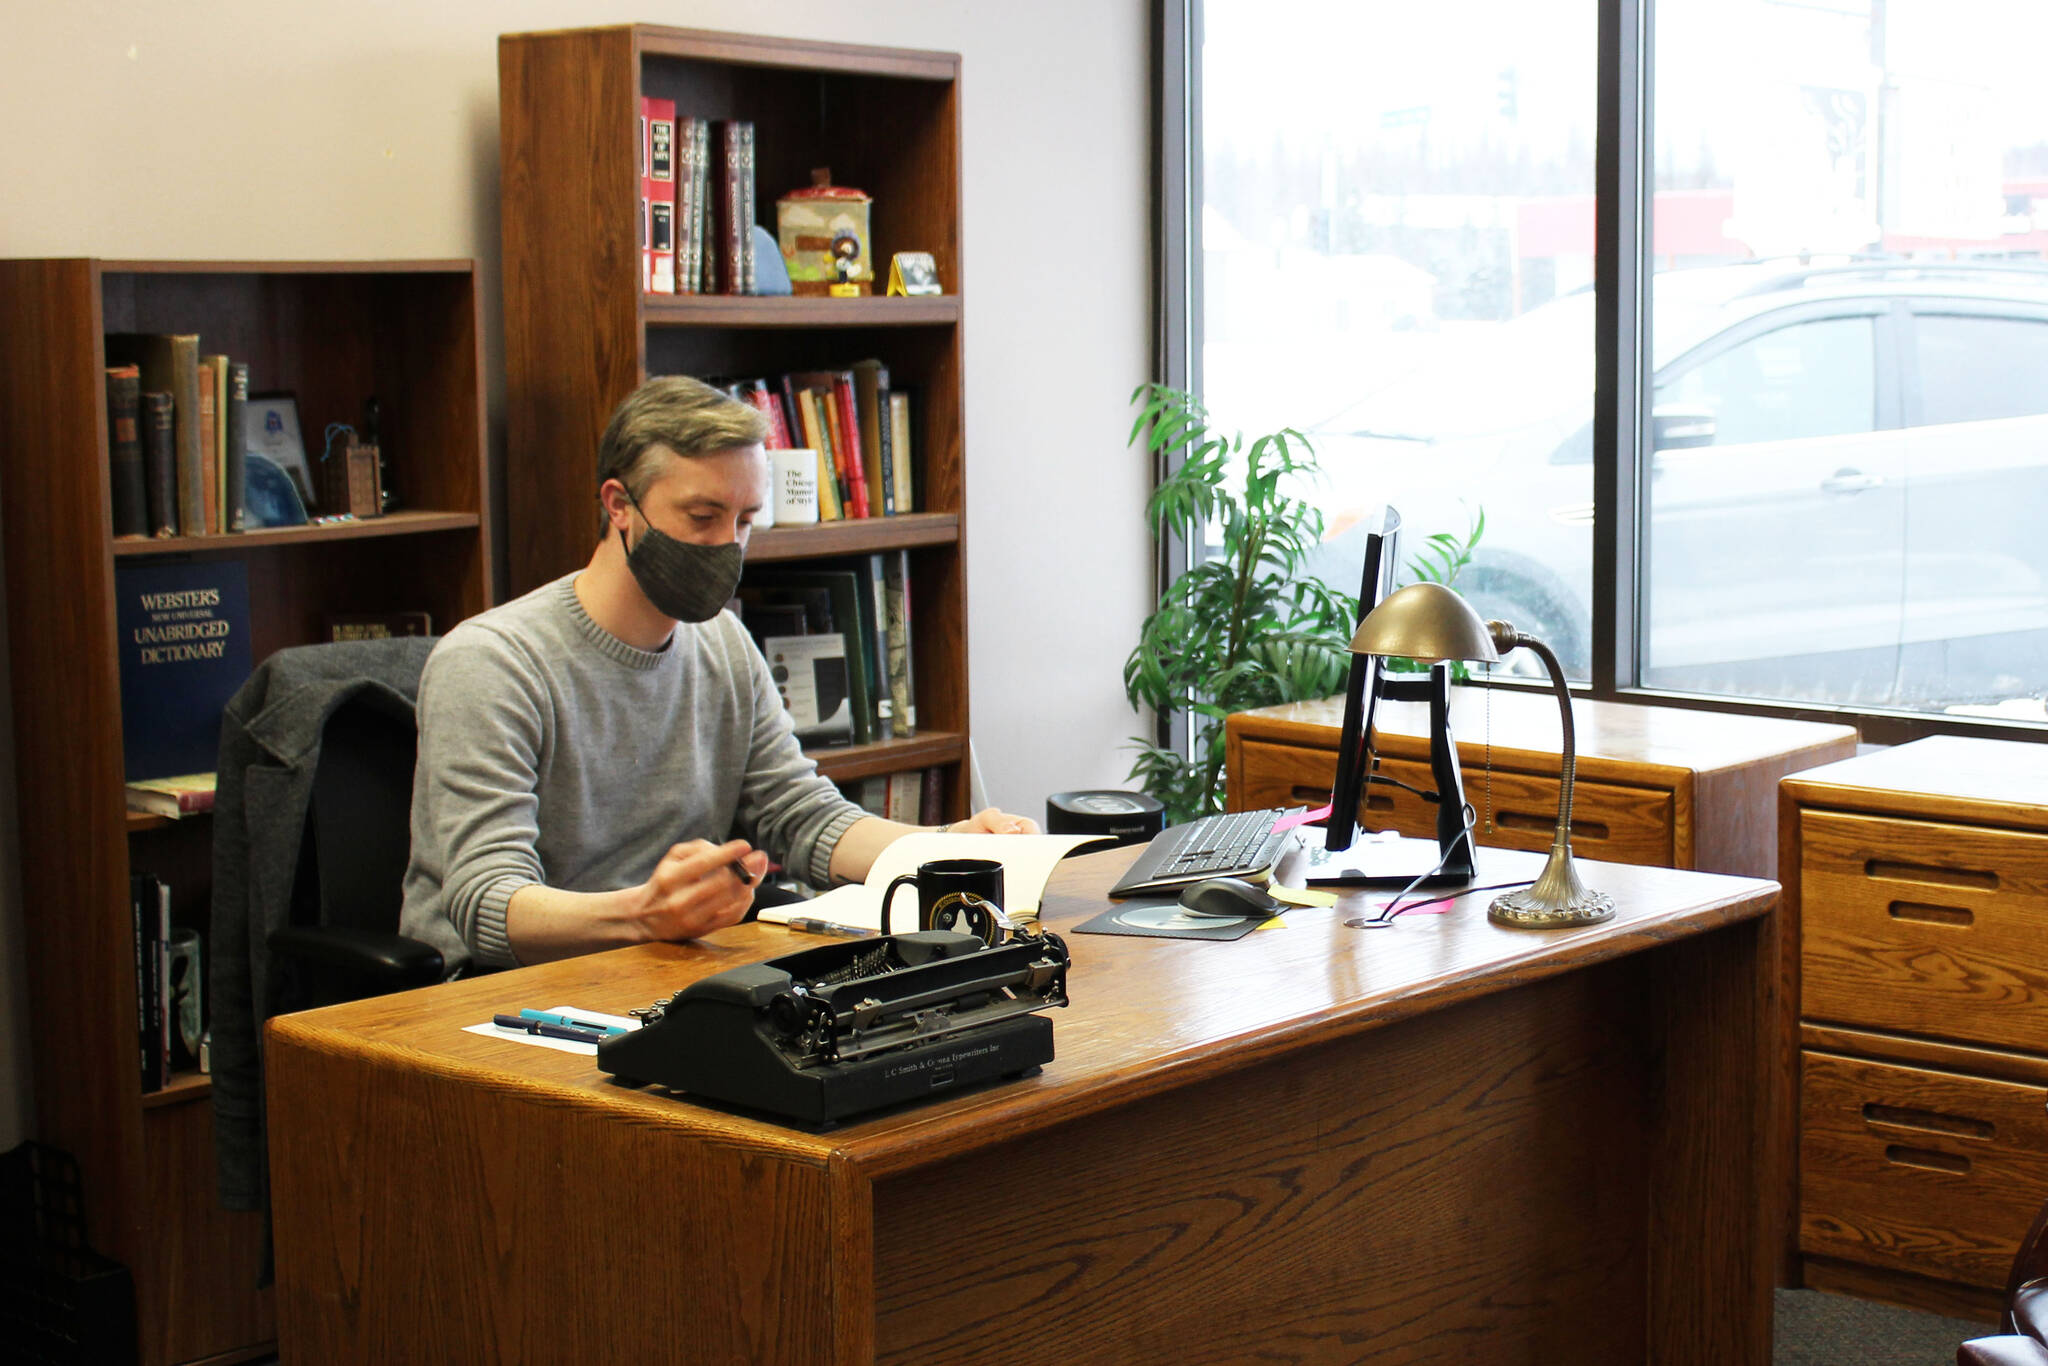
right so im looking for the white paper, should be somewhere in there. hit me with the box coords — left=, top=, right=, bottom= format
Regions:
left=463, top=1004, right=642, bottom=1056
left=758, top=832, right=1108, bottom=932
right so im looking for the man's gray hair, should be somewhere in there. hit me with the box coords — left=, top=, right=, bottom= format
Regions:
left=595, top=375, right=769, bottom=503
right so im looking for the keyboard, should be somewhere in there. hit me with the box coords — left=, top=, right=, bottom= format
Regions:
left=1108, top=807, right=1304, bottom=897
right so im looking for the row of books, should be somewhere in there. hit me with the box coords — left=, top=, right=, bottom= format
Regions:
left=719, top=362, right=916, bottom=519
left=131, top=873, right=202, bottom=1092
left=641, top=100, right=755, bottom=295
left=840, top=766, right=946, bottom=826
left=104, top=335, right=248, bottom=539
left=738, top=552, right=917, bottom=748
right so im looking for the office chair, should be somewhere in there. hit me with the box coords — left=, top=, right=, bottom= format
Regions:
left=267, top=691, right=442, bottom=1011
left=1958, top=1185, right=2048, bottom=1364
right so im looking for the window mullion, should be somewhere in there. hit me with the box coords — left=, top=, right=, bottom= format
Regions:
left=1594, top=0, right=1651, bottom=693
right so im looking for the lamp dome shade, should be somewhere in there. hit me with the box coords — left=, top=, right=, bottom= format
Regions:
left=1348, top=582, right=1501, bottom=664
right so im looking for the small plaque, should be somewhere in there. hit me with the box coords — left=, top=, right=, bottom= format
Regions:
left=887, top=251, right=941, bottom=297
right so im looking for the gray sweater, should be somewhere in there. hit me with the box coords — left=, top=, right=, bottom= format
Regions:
left=399, top=574, right=863, bottom=974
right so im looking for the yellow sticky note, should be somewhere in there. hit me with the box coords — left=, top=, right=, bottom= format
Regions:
left=1267, top=884, right=1339, bottom=908
left=1256, top=915, right=1288, bottom=930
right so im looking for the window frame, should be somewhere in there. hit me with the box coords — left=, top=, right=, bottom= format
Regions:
left=1166, top=0, right=2048, bottom=748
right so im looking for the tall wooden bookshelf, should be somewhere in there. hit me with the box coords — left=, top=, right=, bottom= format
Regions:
left=499, top=25, right=972, bottom=815
left=0, top=259, right=494, bottom=1366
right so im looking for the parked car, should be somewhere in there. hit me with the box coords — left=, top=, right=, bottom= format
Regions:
left=1305, top=259, right=2048, bottom=708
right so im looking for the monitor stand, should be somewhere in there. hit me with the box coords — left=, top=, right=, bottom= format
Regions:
left=1294, top=832, right=1466, bottom=888
left=1307, top=662, right=1477, bottom=889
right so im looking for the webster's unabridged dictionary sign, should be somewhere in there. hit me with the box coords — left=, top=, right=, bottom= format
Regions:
left=115, top=558, right=251, bottom=780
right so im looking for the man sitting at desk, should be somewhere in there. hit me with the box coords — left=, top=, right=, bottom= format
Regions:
left=400, top=375, right=1035, bottom=975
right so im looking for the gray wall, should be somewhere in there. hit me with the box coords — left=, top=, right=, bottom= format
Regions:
left=0, top=0, right=1155, bottom=1147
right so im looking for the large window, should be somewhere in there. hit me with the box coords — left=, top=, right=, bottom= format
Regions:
left=1188, top=0, right=2048, bottom=726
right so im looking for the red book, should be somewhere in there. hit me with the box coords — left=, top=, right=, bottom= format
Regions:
left=641, top=97, right=676, bottom=293
left=126, top=773, right=217, bottom=818
left=737, top=379, right=790, bottom=449
left=831, top=375, right=870, bottom=518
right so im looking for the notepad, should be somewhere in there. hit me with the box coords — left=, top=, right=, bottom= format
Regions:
left=757, top=832, right=1110, bottom=933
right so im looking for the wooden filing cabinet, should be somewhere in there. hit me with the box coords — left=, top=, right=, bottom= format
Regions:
left=1225, top=689, right=1857, bottom=878
left=1784, top=737, right=2048, bottom=1320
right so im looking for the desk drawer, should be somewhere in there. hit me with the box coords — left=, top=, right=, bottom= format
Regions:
left=1801, top=810, right=2048, bottom=1051
left=1800, top=1051, right=2048, bottom=1289
left=1231, top=739, right=1672, bottom=867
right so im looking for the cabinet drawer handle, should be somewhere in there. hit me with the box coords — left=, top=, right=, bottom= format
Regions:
left=1865, top=858, right=1999, bottom=891
left=1888, top=901, right=1974, bottom=928
left=1863, top=1103, right=1994, bottom=1140
left=1496, top=809, right=1610, bottom=840
left=1883, top=1145, right=1971, bottom=1175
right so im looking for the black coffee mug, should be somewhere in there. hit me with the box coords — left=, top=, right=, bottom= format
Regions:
left=880, top=858, right=1005, bottom=936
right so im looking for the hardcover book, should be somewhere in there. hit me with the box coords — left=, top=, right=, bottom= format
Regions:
left=125, top=772, right=217, bottom=818
left=114, top=557, right=252, bottom=781
left=222, top=361, right=249, bottom=532
left=106, top=333, right=204, bottom=535
left=195, top=358, right=219, bottom=534
left=104, top=365, right=148, bottom=538
left=641, top=96, right=676, bottom=293
left=326, top=610, right=432, bottom=642
left=882, top=549, right=917, bottom=734
left=851, top=359, right=893, bottom=516
left=748, top=567, right=875, bottom=743
left=140, top=390, right=178, bottom=536
left=676, top=115, right=703, bottom=294
left=204, top=353, right=231, bottom=530
left=888, top=389, right=916, bottom=513
left=760, top=634, right=853, bottom=743
left=689, top=117, right=711, bottom=293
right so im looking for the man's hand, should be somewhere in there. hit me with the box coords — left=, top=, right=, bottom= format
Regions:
left=946, top=807, right=1041, bottom=835
left=633, top=838, right=770, bottom=941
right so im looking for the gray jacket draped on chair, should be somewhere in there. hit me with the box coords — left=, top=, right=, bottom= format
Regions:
left=209, top=636, right=434, bottom=1211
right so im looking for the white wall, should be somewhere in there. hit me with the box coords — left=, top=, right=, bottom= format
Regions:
left=0, top=0, right=1153, bottom=1146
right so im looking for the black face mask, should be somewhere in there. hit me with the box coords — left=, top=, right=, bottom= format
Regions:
left=618, top=487, right=745, bottom=624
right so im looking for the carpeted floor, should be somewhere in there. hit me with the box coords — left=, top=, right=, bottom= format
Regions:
left=1775, top=1287, right=1995, bottom=1365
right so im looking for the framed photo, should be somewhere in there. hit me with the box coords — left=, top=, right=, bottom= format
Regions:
left=887, top=251, right=941, bottom=297
left=246, top=391, right=317, bottom=510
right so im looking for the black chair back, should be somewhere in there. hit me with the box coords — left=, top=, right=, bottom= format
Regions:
left=300, top=694, right=417, bottom=935
left=274, top=691, right=439, bottom=1010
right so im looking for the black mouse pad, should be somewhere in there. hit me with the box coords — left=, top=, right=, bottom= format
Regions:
left=1071, top=898, right=1270, bottom=941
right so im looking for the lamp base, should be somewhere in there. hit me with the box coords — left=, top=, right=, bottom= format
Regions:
left=1488, top=844, right=1615, bottom=929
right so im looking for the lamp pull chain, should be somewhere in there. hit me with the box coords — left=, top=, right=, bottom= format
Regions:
left=1482, top=662, right=1494, bottom=837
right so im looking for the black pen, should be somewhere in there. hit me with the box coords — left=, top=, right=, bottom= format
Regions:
left=728, top=860, right=757, bottom=887
left=492, top=1013, right=607, bottom=1045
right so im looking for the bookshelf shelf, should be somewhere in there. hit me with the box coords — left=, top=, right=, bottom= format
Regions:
left=502, top=23, right=972, bottom=821
left=643, top=294, right=958, bottom=329
left=808, top=731, right=966, bottom=784
left=141, top=1071, right=212, bottom=1110
left=111, top=508, right=482, bottom=556
left=0, top=257, right=494, bottom=1366
left=746, top=511, right=957, bottom=562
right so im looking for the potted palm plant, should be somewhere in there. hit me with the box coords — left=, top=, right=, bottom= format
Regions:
left=1123, top=384, right=1357, bottom=824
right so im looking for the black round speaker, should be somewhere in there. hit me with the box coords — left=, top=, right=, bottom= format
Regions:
left=1045, top=789, right=1166, bottom=847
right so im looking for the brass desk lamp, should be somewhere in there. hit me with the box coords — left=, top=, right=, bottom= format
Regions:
left=1348, top=582, right=1614, bottom=929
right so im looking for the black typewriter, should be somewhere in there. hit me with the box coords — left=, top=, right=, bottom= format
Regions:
left=598, top=926, right=1071, bottom=1125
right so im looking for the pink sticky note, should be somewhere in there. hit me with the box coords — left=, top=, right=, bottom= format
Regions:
left=1272, top=804, right=1332, bottom=834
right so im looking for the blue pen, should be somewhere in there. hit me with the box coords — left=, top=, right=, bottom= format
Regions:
left=492, top=1013, right=608, bottom=1044
left=516, top=1008, right=626, bottom=1037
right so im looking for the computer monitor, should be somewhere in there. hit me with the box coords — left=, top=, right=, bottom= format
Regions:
left=1324, top=509, right=1401, bottom=853
left=1304, top=506, right=1475, bottom=889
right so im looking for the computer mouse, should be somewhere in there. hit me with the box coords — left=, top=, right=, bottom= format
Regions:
left=1178, top=877, right=1280, bottom=920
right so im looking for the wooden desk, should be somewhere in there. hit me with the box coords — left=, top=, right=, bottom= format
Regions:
left=1227, top=690, right=1857, bottom=879
left=1782, top=737, right=2048, bottom=1320
left=267, top=847, right=1778, bottom=1364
